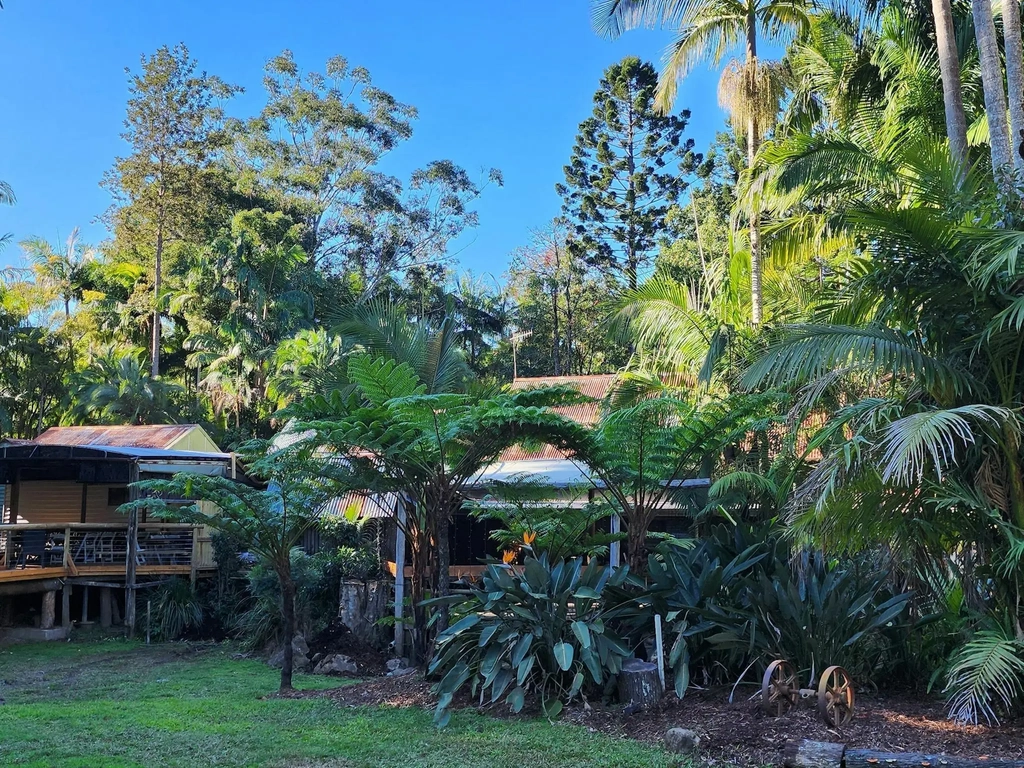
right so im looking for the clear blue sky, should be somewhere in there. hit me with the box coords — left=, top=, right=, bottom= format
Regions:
left=0, top=0, right=728, bottom=277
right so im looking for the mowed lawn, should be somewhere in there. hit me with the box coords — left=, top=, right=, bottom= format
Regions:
left=0, top=641, right=677, bottom=768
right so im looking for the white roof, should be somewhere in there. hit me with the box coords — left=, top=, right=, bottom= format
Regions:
left=471, top=458, right=712, bottom=490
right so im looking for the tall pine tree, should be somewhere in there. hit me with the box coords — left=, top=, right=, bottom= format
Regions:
left=557, top=57, right=697, bottom=291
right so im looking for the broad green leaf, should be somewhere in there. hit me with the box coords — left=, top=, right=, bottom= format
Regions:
left=553, top=641, right=574, bottom=671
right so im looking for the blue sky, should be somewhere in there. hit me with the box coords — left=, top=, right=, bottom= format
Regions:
left=0, top=1, right=729, bottom=277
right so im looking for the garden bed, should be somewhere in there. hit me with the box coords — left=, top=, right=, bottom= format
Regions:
left=306, top=673, right=1024, bottom=766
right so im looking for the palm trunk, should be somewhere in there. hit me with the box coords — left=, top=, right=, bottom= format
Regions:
left=932, top=0, right=970, bottom=172
left=408, top=526, right=427, bottom=665
left=277, top=565, right=296, bottom=692
left=746, top=19, right=764, bottom=326
left=434, top=504, right=452, bottom=641
left=1002, top=0, right=1024, bottom=171
left=973, top=0, right=1014, bottom=190
left=625, top=510, right=649, bottom=573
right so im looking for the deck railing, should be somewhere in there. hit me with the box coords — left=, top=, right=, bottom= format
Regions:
left=0, top=522, right=208, bottom=578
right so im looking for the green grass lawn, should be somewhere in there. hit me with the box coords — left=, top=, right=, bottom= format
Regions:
left=0, top=640, right=678, bottom=768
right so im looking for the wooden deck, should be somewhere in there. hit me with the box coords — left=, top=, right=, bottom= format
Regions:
left=0, top=522, right=215, bottom=584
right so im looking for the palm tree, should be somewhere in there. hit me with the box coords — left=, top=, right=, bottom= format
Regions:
left=972, top=0, right=1013, bottom=189
left=71, top=348, right=182, bottom=425
left=21, top=228, right=93, bottom=318
left=592, top=0, right=809, bottom=325
left=1000, top=0, right=1024, bottom=173
left=1, top=181, right=15, bottom=253
left=931, top=0, right=969, bottom=169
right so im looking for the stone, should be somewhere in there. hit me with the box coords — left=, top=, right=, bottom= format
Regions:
left=311, top=653, right=323, bottom=665
left=664, top=728, right=700, bottom=754
left=312, top=654, right=359, bottom=676
left=386, top=657, right=410, bottom=672
left=387, top=666, right=416, bottom=678
left=267, top=634, right=311, bottom=671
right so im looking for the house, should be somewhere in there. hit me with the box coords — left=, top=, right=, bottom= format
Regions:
left=0, top=424, right=235, bottom=640
left=360, top=375, right=709, bottom=581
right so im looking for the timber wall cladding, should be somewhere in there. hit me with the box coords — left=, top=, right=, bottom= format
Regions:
left=15, top=482, right=126, bottom=524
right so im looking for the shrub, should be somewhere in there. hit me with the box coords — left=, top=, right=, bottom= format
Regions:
left=426, top=554, right=634, bottom=726
left=150, top=578, right=204, bottom=640
left=610, top=523, right=912, bottom=695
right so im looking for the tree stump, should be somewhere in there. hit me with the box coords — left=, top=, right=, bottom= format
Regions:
left=784, top=741, right=1024, bottom=768
left=617, top=658, right=662, bottom=709
left=339, top=579, right=389, bottom=647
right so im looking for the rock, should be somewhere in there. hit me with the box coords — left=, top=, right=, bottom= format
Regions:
left=387, top=666, right=416, bottom=678
left=386, top=657, right=410, bottom=672
left=311, top=653, right=323, bottom=665
left=664, top=728, right=700, bottom=754
left=312, top=653, right=359, bottom=676
left=267, top=635, right=312, bottom=671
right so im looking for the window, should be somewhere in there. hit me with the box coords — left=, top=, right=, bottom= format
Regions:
left=107, top=487, right=129, bottom=507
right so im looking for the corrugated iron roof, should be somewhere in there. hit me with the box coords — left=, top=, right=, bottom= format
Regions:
left=322, top=491, right=399, bottom=519
left=35, top=425, right=202, bottom=450
left=500, top=375, right=617, bottom=462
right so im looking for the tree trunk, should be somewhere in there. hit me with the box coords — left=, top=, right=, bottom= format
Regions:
left=932, top=0, right=970, bottom=172
left=617, top=658, right=662, bottom=708
left=1003, top=0, right=1024, bottom=171
left=973, top=0, right=1014, bottom=190
left=152, top=223, right=164, bottom=378
left=408, top=532, right=427, bottom=665
left=784, top=740, right=1024, bottom=768
left=746, top=23, right=764, bottom=326
left=278, top=567, right=296, bottom=692
left=551, top=282, right=561, bottom=376
left=625, top=512, right=648, bottom=572
left=434, top=508, right=452, bottom=637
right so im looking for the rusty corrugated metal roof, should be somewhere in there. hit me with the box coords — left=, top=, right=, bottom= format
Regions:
left=34, top=424, right=201, bottom=450
left=500, top=375, right=617, bottom=462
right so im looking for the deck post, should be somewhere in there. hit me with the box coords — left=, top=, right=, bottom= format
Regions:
left=393, top=499, right=407, bottom=658
left=125, top=462, right=140, bottom=637
left=80, top=585, right=90, bottom=624
left=41, top=589, right=56, bottom=629
left=61, top=582, right=71, bottom=629
left=100, top=587, right=112, bottom=629
left=190, top=526, right=200, bottom=584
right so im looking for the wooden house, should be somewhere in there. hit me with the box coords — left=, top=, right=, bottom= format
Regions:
left=0, top=425, right=234, bottom=639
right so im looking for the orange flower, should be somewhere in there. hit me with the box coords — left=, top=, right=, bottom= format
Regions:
left=523, top=531, right=537, bottom=546
left=502, top=549, right=517, bottom=564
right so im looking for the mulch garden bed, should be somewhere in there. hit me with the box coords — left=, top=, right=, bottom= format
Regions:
left=297, top=673, right=1024, bottom=766
left=306, top=618, right=389, bottom=677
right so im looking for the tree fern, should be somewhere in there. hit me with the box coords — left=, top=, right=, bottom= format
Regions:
left=945, top=628, right=1024, bottom=724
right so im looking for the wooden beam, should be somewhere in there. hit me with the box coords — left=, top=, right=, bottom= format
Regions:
left=80, top=482, right=88, bottom=523
left=124, top=462, right=139, bottom=637
left=393, top=500, right=407, bottom=658
left=61, top=582, right=71, bottom=629
left=99, top=587, right=112, bottom=628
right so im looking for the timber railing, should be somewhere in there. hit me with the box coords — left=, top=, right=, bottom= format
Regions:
left=0, top=522, right=210, bottom=581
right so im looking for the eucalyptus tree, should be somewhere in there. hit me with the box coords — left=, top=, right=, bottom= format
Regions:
left=931, top=0, right=969, bottom=168
left=103, top=43, right=240, bottom=377
left=592, top=0, right=809, bottom=323
left=557, top=57, right=697, bottom=291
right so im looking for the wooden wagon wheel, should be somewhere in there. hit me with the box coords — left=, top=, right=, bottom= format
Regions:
left=761, top=659, right=800, bottom=716
left=817, top=665, right=855, bottom=726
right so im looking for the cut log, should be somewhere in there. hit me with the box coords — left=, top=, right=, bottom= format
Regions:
left=339, top=579, right=389, bottom=647
left=785, top=741, right=1024, bottom=768
left=617, top=658, right=662, bottom=709
left=846, top=748, right=1024, bottom=768
left=785, top=740, right=846, bottom=768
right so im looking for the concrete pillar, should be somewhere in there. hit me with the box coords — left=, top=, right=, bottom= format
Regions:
left=41, top=590, right=56, bottom=630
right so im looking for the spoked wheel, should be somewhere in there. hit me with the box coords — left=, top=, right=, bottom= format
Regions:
left=817, top=665, right=855, bottom=726
left=761, top=659, right=800, bottom=716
